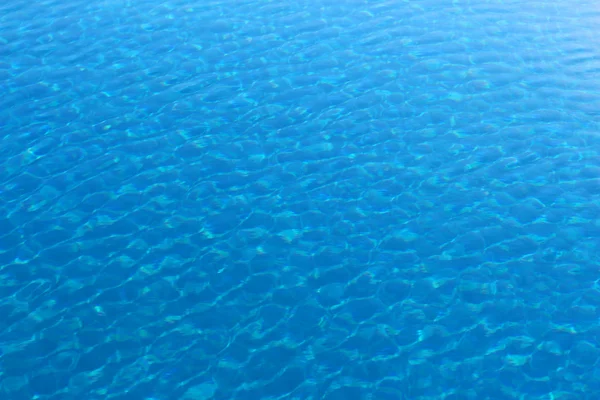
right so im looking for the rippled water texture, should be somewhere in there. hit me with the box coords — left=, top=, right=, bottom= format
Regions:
left=1, top=0, right=600, bottom=399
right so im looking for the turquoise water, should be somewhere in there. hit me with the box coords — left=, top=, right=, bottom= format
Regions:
left=1, top=0, right=600, bottom=398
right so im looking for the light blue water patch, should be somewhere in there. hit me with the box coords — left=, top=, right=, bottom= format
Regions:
left=1, top=0, right=600, bottom=399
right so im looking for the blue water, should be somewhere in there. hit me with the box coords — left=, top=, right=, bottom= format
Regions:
left=1, top=0, right=600, bottom=399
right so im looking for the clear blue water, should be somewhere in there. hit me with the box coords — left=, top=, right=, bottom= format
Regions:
left=1, top=0, right=600, bottom=399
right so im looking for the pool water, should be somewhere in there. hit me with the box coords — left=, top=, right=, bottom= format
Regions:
left=1, top=0, right=600, bottom=399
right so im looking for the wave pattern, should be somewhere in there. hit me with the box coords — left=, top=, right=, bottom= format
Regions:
left=1, top=0, right=600, bottom=399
